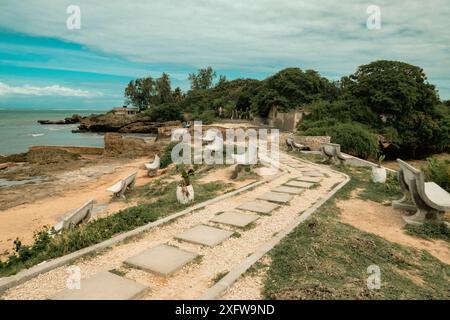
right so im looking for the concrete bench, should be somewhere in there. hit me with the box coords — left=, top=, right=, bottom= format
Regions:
left=393, top=159, right=450, bottom=225
left=144, top=155, right=160, bottom=177
left=285, top=137, right=307, bottom=151
left=107, top=171, right=137, bottom=198
left=52, top=199, right=94, bottom=233
left=320, top=143, right=350, bottom=164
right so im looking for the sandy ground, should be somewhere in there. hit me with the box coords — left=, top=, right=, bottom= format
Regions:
left=0, top=157, right=154, bottom=256
left=0, top=155, right=346, bottom=300
left=337, top=197, right=450, bottom=265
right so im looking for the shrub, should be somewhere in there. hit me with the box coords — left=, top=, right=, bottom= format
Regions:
left=160, top=141, right=178, bottom=169
left=421, top=157, right=450, bottom=192
left=300, top=122, right=379, bottom=159
left=141, top=103, right=183, bottom=122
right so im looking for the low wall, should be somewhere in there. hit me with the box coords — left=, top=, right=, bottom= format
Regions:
left=294, top=136, right=330, bottom=151
left=29, top=146, right=104, bottom=155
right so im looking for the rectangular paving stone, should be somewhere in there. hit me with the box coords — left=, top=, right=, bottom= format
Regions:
left=272, top=186, right=305, bottom=195
left=125, top=244, right=198, bottom=276
left=257, top=191, right=293, bottom=204
left=210, top=211, right=259, bottom=228
left=303, top=171, right=324, bottom=177
left=175, top=225, right=233, bottom=247
left=296, top=176, right=322, bottom=183
left=237, top=201, right=280, bottom=214
left=284, top=180, right=314, bottom=188
left=51, top=271, right=147, bottom=300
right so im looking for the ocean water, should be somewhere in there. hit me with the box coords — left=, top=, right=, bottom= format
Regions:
left=0, top=109, right=106, bottom=155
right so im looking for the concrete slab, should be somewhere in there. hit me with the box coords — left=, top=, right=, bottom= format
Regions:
left=51, top=271, right=147, bottom=300
left=284, top=180, right=314, bottom=188
left=125, top=244, right=198, bottom=276
left=257, top=192, right=293, bottom=204
left=272, top=186, right=305, bottom=195
left=211, top=211, right=259, bottom=228
left=295, top=176, right=322, bottom=183
left=237, top=201, right=280, bottom=214
left=175, top=225, right=233, bottom=247
left=303, top=171, right=324, bottom=177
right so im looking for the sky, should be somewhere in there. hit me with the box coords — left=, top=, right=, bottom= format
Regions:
left=0, top=0, right=449, bottom=110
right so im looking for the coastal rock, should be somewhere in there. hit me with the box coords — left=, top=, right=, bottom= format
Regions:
left=104, top=133, right=163, bottom=158
left=38, top=114, right=83, bottom=125
left=78, top=112, right=182, bottom=133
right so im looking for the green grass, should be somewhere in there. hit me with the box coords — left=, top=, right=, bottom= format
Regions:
left=211, top=271, right=229, bottom=284
left=405, top=223, right=450, bottom=243
left=263, top=165, right=450, bottom=300
left=0, top=178, right=229, bottom=277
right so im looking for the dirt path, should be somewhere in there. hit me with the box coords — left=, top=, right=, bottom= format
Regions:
left=0, top=157, right=153, bottom=256
left=337, top=198, right=450, bottom=265
left=1, top=153, right=346, bottom=300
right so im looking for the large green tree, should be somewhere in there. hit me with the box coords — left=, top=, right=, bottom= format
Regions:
left=124, top=77, right=156, bottom=111
left=188, top=67, right=217, bottom=90
left=251, top=68, right=339, bottom=117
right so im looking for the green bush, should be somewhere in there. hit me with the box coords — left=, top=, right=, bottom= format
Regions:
left=160, top=141, right=178, bottom=169
left=300, top=122, right=379, bottom=159
left=141, top=103, right=183, bottom=122
left=421, top=157, right=450, bottom=192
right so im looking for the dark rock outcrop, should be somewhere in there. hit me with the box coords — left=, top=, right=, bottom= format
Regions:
left=78, top=112, right=181, bottom=133
left=38, top=114, right=83, bottom=125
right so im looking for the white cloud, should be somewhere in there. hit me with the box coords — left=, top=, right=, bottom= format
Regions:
left=0, top=82, right=97, bottom=97
left=0, top=0, right=449, bottom=97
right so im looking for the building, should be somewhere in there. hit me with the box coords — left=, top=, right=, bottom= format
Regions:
left=112, top=106, right=139, bottom=116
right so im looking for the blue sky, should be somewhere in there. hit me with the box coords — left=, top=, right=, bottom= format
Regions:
left=0, top=0, right=449, bottom=110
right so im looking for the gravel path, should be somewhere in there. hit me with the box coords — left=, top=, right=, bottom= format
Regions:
left=1, top=153, right=346, bottom=300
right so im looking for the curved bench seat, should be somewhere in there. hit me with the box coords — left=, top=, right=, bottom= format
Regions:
left=393, top=159, right=450, bottom=225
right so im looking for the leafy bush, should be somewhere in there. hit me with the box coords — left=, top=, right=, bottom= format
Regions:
left=141, top=103, right=183, bottom=122
left=300, top=122, right=379, bottom=159
left=421, top=157, right=450, bottom=192
left=160, top=141, right=178, bottom=169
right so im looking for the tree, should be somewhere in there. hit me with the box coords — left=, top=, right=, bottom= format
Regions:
left=251, top=68, right=338, bottom=117
left=155, top=72, right=173, bottom=104
left=188, top=67, right=217, bottom=90
left=124, top=77, right=156, bottom=111
left=343, top=60, right=447, bottom=155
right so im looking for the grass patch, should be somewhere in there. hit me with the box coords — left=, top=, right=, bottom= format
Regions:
left=0, top=178, right=229, bottom=277
left=263, top=165, right=450, bottom=300
left=211, top=271, right=229, bottom=284
left=404, top=223, right=450, bottom=243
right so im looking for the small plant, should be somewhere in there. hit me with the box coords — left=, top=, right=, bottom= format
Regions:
left=377, top=154, right=386, bottom=168
left=179, top=165, right=195, bottom=187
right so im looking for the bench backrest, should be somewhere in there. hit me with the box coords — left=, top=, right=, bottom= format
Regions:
left=397, top=159, right=424, bottom=191
left=124, top=172, right=137, bottom=186
left=62, top=199, right=94, bottom=229
left=322, top=143, right=340, bottom=157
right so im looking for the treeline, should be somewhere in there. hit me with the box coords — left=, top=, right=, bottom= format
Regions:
left=124, top=60, right=450, bottom=159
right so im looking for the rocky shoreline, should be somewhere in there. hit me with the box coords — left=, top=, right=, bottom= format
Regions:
left=37, top=114, right=83, bottom=125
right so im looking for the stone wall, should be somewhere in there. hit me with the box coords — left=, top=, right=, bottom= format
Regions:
left=104, top=133, right=162, bottom=158
left=27, top=148, right=81, bottom=164
left=294, top=136, right=331, bottom=151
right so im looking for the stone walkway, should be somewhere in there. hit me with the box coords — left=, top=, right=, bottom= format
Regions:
left=1, top=152, right=346, bottom=300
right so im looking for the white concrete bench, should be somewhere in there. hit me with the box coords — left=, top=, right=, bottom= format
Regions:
left=52, top=199, right=94, bottom=233
left=144, top=155, right=160, bottom=177
left=393, top=159, right=450, bottom=224
left=107, top=171, right=137, bottom=198
left=320, top=143, right=350, bottom=164
left=285, top=137, right=307, bottom=151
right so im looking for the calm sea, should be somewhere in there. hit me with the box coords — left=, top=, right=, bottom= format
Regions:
left=0, top=109, right=106, bottom=155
